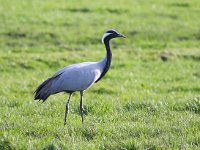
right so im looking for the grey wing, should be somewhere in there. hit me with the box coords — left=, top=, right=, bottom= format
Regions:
left=53, top=62, right=95, bottom=77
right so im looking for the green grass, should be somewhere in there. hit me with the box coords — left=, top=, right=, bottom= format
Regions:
left=0, top=0, right=200, bottom=149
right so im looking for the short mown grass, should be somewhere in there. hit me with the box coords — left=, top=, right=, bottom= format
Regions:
left=0, top=0, right=200, bottom=149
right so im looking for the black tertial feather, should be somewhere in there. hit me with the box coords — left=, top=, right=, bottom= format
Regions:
left=34, top=74, right=62, bottom=102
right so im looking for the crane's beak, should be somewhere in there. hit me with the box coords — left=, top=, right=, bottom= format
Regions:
left=118, top=34, right=126, bottom=38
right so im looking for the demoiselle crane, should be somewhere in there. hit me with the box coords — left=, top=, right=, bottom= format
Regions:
left=34, top=29, right=126, bottom=125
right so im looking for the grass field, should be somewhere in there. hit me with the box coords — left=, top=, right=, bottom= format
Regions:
left=0, top=0, right=200, bottom=149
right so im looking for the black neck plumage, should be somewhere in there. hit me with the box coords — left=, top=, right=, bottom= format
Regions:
left=95, top=40, right=112, bottom=83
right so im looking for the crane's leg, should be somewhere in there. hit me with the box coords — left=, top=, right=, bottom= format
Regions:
left=64, top=93, right=72, bottom=125
left=80, top=91, right=84, bottom=124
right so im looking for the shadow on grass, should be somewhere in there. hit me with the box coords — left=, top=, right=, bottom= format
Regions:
left=170, top=3, right=190, bottom=8
left=64, top=8, right=128, bottom=14
left=3, top=31, right=61, bottom=47
left=35, top=58, right=61, bottom=69
left=177, top=33, right=200, bottom=42
left=124, top=101, right=160, bottom=113
left=91, top=87, right=115, bottom=94
left=74, top=100, right=112, bottom=116
left=43, top=144, right=56, bottom=150
left=68, top=8, right=91, bottom=13
left=124, top=97, right=200, bottom=114
left=168, top=87, right=200, bottom=93
left=101, top=141, right=138, bottom=150
left=3, top=32, right=27, bottom=38
left=172, top=98, right=200, bottom=114
left=176, top=53, right=200, bottom=61
left=81, top=127, right=97, bottom=141
left=103, top=8, right=128, bottom=14
left=0, top=139, right=15, bottom=150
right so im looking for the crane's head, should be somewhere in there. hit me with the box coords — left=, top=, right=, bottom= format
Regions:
left=102, top=29, right=126, bottom=44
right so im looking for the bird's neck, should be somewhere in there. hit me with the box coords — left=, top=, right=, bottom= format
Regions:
left=104, top=40, right=112, bottom=69
left=95, top=40, right=112, bottom=83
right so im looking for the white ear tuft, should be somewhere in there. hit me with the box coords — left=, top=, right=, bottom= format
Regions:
left=102, top=33, right=112, bottom=44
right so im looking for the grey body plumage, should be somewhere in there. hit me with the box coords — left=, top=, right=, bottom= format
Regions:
left=34, top=29, right=125, bottom=125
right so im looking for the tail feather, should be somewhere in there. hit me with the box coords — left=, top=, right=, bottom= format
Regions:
left=34, top=74, right=62, bottom=102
